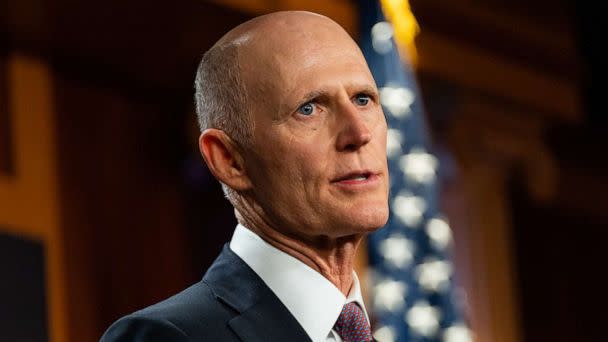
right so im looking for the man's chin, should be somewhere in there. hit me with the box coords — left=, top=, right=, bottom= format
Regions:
left=336, top=206, right=389, bottom=235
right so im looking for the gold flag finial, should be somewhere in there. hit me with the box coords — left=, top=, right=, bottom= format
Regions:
left=379, top=0, right=420, bottom=66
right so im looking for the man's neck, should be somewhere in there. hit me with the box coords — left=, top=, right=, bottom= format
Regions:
left=234, top=204, right=362, bottom=295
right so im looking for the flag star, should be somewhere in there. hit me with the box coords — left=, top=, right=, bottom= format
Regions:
left=380, top=84, right=415, bottom=118
left=425, top=217, right=453, bottom=250
left=443, top=324, right=474, bottom=342
left=373, top=279, right=408, bottom=312
left=379, top=235, right=415, bottom=268
left=405, top=301, right=441, bottom=337
left=391, top=192, right=427, bottom=227
left=399, top=148, right=438, bottom=184
left=371, top=21, right=394, bottom=54
left=386, top=129, right=404, bottom=158
left=416, top=259, right=453, bottom=292
left=373, top=326, right=397, bottom=342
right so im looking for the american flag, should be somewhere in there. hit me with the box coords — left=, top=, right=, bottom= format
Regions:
left=358, top=1, right=473, bottom=341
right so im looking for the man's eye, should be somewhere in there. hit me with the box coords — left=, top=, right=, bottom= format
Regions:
left=297, top=102, right=315, bottom=116
left=355, top=94, right=371, bottom=106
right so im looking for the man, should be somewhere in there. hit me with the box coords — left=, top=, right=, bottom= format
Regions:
left=101, top=10, right=389, bottom=342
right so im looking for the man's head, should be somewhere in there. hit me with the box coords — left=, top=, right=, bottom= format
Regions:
left=196, top=11, right=389, bottom=240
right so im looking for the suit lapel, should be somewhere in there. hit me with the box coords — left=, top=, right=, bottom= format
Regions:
left=203, top=245, right=312, bottom=342
left=228, top=290, right=311, bottom=342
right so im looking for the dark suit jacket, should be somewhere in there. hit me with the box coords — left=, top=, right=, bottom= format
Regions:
left=100, top=244, right=312, bottom=342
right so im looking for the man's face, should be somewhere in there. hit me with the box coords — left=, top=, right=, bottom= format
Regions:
left=241, top=21, right=389, bottom=241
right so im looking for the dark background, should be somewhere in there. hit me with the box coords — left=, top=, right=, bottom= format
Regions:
left=1, top=1, right=606, bottom=341
left=0, top=232, right=48, bottom=342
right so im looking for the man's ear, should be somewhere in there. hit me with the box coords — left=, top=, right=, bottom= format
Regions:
left=199, top=129, right=252, bottom=191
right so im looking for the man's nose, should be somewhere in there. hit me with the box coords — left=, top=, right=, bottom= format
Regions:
left=335, top=102, right=373, bottom=151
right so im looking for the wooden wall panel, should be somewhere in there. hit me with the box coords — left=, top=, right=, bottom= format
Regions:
left=0, top=53, right=67, bottom=342
left=0, top=53, right=12, bottom=175
left=53, top=67, right=193, bottom=338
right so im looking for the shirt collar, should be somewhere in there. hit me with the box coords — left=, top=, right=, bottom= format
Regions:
left=230, top=224, right=369, bottom=342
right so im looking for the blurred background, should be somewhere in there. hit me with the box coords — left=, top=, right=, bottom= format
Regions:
left=0, top=0, right=606, bottom=341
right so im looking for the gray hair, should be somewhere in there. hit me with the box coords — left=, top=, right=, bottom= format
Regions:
left=194, top=42, right=252, bottom=202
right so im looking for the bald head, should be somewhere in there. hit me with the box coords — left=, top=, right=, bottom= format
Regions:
left=194, top=11, right=363, bottom=145
left=216, top=11, right=354, bottom=50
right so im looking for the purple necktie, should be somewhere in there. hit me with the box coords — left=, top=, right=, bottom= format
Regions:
left=333, top=303, right=373, bottom=342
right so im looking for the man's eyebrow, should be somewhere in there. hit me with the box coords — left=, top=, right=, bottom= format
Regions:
left=297, top=84, right=379, bottom=104
left=357, top=85, right=379, bottom=97
left=298, top=89, right=327, bottom=104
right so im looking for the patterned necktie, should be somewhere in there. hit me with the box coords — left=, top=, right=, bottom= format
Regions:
left=333, top=302, right=373, bottom=342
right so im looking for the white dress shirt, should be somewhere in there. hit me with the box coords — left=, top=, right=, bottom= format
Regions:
left=230, top=224, right=371, bottom=342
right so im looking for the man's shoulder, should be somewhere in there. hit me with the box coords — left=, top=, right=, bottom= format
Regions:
left=100, top=280, right=239, bottom=342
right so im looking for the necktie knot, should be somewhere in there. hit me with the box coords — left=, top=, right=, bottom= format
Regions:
left=334, top=302, right=372, bottom=342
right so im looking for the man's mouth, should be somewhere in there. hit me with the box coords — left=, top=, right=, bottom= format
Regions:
left=332, top=171, right=378, bottom=184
